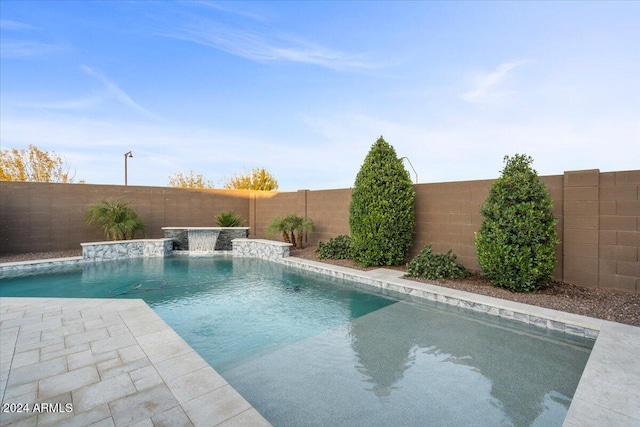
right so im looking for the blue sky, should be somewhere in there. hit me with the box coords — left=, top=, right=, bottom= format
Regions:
left=1, top=1, right=638, bottom=191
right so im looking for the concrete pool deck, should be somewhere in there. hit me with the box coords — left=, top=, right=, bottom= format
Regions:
left=0, top=297, right=270, bottom=427
left=1, top=255, right=639, bottom=426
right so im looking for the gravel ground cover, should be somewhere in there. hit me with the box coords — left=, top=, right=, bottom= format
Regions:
left=1, top=247, right=638, bottom=327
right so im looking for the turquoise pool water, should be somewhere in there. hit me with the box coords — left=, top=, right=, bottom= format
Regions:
left=0, top=257, right=593, bottom=426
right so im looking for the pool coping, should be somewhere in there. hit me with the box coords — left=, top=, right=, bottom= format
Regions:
left=1, top=255, right=639, bottom=426
left=278, top=257, right=640, bottom=427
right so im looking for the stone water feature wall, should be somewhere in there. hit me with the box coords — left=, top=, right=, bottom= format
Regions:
left=232, top=238, right=292, bottom=262
left=82, top=239, right=173, bottom=261
left=216, top=228, right=250, bottom=250
left=163, top=227, right=249, bottom=251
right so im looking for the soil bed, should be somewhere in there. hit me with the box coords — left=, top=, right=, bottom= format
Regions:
left=1, top=247, right=638, bottom=327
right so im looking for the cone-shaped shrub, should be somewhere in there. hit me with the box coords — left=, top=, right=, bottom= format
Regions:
left=475, top=154, right=559, bottom=292
left=349, top=136, right=415, bottom=266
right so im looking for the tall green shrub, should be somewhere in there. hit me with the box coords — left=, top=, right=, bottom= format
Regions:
left=349, top=136, right=415, bottom=266
left=475, top=154, right=559, bottom=292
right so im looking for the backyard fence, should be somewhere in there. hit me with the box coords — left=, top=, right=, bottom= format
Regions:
left=1, top=168, right=638, bottom=293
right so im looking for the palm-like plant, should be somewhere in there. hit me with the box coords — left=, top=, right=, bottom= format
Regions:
left=215, top=211, right=245, bottom=227
left=287, top=214, right=315, bottom=249
left=265, top=214, right=314, bottom=248
left=265, top=216, right=291, bottom=244
left=86, top=199, right=146, bottom=241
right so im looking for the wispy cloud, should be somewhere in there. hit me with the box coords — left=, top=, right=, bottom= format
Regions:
left=164, top=19, right=380, bottom=71
left=461, top=59, right=528, bottom=102
left=81, top=65, right=160, bottom=120
left=0, top=19, right=68, bottom=59
left=0, top=19, right=38, bottom=30
left=188, top=1, right=269, bottom=22
left=0, top=40, right=68, bottom=59
left=13, top=95, right=105, bottom=111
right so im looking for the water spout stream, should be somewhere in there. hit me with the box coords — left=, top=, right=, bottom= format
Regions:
left=187, top=229, right=220, bottom=252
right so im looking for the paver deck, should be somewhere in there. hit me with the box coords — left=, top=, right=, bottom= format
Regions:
left=0, top=297, right=271, bottom=427
left=2, top=256, right=639, bottom=427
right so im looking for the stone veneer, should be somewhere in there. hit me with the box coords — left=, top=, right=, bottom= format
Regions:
left=279, top=257, right=601, bottom=340
left=232, top=238, right=291, bottom=262
left=0, top=257, right=85, bottom=276
left=0, top=237, right=603, bottom=339
left=163, top=227, right=250, bottom=251
left=82, top=239, right=174, bottom=261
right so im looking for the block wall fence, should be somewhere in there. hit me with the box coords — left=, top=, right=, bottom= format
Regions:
left=0, top=183, right=250, bottom=254
left=1, top=168, right=638, bottom=293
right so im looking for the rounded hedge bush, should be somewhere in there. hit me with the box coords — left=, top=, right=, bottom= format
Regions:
left=349, top=136, right=415, bottom=267
left=475, top=154, right=559, bottom=292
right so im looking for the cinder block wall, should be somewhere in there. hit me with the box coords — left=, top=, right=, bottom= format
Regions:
left=0, top=182, right=250, bottom=253
left=413, top=175, right=564, bottom=278
left=250, top=192, right=300, bottom=240
left=2, top=169, right=638, bottom=292
left=598, top=171, right=640, bottom=292
left=305, top=189, right=352, bottom=245
left=413, top=179, right=492, bottom=271
left=248, top=169, right=637, bottom=293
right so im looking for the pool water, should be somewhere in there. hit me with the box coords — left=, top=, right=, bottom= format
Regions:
left=0, top=257, right=593, bottom=427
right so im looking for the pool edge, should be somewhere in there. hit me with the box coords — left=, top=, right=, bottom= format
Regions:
left=278, top=256, right=640, bottom=427
left=2, top=255, right=639, bottom=426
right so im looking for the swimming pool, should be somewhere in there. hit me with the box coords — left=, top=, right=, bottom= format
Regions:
left=0, top=256, right=593, bottom=426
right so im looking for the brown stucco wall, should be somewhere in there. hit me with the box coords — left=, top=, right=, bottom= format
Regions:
left=0, top=182, right=250, bottom=253
left=560, top=170, right=640, bottom=293
left=1, top=168, right=638, bottom=293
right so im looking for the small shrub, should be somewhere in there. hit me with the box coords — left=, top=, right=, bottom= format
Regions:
left=406, top=245, right=469, bottom=280
left=475, top=154, right=559, bottom=292
left=317, top=235, right=352, bottom=259
left=215, top=211, right=244, bottom=227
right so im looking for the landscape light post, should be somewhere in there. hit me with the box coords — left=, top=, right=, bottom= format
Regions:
left=124, top=151, right=133, bottom=186
left=400, top=156, right=418, bottom=184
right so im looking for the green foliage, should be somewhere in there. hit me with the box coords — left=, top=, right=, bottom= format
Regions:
left=406, top=245, right=469, bottom=280
left=349, top=136, right=415, bottom=267
left=215, top=211, right=245, bottom=227
left=265, top=216, right=290, bottom=243
left=222, top=167, right=279, bottom=191
left=317, top=235, right=352, bottom=259
left=265, top=214, right=314, bottom=248
left=475, top=154, right=560, bottom=292
left=86, top=199, right=146, bottom=241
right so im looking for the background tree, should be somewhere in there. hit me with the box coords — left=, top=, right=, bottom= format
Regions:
left=349, top=136, right=415, bottom=266
left=86, top=199, right=146, bottom=240
left=168, top=170, right=214, bottom=188
left=223, top=167, right=278, bottom=191
left=475, top=154, right=559, bottom=292
left=0, top=144, right=76, bottom=182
